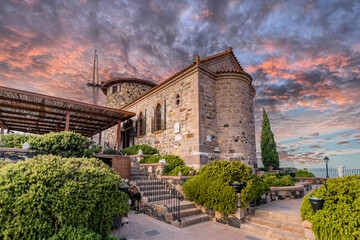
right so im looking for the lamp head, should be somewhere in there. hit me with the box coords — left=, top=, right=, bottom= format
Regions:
left=323, top=156, right=329, bottom=164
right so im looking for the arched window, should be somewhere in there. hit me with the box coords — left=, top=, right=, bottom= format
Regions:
left=155, top=103, right=162, bottom=131
left=138, top=111, right=146, bottom=136
left=151, top=100, right=166, bottom=132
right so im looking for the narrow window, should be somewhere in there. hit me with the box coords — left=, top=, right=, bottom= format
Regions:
left=138, top=112, right=146, bottom=136
left=155, top=103, right=161, bottom=131
left=175, top=94, right=181, bottom=106
left=112, top=85, right=118, bottom=94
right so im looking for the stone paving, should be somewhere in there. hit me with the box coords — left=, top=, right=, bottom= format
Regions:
left=111, top=185, right=318, bottom=240
left=111, top=211, right=269, bottom=240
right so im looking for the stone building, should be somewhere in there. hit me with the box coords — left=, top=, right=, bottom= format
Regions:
left=101, top=48, right=256, bottom=170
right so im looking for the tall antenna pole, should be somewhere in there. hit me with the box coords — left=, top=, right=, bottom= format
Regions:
left=87, top=49, right=101, bottom=105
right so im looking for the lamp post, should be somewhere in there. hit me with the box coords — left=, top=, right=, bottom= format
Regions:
left=323, top=156, right=329, bottom=178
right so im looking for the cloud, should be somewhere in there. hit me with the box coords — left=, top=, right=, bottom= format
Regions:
left=0, top=0, right=359, bottom=167
left=337, top=141, right=350, bottom=145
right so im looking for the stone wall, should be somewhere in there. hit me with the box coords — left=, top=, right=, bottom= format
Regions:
left=198, top=69, right=218, bottom=163
left=121, top=69, right=202, bottom=169
left=215, top=72, right=256, bottom=167
left=103, top=51, right=257, bottom=170
left=106, top=82, right=153, bottom=108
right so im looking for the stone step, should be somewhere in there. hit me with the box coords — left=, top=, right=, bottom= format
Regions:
left=180, top=214, right=210, bottom=228
left=246, top=216, right=305, bottom=236
left=250, top=209, right=302, bottom=224
left=241, top=222, right=306, bottom=240
left=158, top=200, right=195, bottom=211
left=130, top=177, right=147, bottom=181
left=147, top=194, right=177, bottom=202
left=139, top=189, right=169, bottom=196
left=137, top=184, right=167, bottom=191
left=179, top=208, right=202, bottom=218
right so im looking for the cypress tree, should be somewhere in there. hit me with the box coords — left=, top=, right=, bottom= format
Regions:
left=261, top=108, right=279, bottom=169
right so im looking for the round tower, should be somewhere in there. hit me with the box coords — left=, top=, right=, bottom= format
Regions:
left=215, top=70, right=256, bottom=167
left=101, top=78, right=157, bottom=108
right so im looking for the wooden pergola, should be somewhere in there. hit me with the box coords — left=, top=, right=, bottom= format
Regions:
left=0, top=86, right=135, bottom=149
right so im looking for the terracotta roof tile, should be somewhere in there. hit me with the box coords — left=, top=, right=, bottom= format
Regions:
left=200, top=47, right=244, bottom=71
left=215, top=69, right=253, bottom=82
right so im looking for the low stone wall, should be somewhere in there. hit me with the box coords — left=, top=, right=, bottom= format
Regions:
left=141, top=202, right=181, bottom=227
left=270, top=186, right=305, bottom=200
left=296, top=177, right=328, bottom=184
left=197, top=205, right=243, bottom=228
left=296, top=181, right=312, bottom=191
left=0, top=148, right=38, bottom=162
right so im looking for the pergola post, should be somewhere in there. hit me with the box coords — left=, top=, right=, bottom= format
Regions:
left=98, top=130, right=102, bottom=145
left=1, top=121, right=4, bottom=135
left=116, top=120, right=121, bottom=150
left=65, top=110, right=70, bottom=131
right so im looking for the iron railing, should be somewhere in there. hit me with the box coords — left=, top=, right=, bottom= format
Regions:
left=130, top=157, right=184, bottom=222
left=308, top=168, right=360, bottom=178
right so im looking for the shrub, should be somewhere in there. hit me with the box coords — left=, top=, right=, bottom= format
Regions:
left=28, top=131, right=98, bottom=157
left=49, top=226, right=119, bottom=240
left=183, top=161, right=252, bottom=214
left=121, top=144, right=158, bottom=155
left=162, top=155, right=185, bottom=175
left=241, top=175, right=269, bottom=208
left=139, top=155, right=161, bottom=164
left=0, top=133, right=36, bottom=148
left=139, top=154, right=195, bottom=176
left=164, top=165, right=196, bottom=176
left=296, top=169, right=315, bottom=177
left=261, top=173, right=295, bottom=187
left=0, top=161, right=11, bottom=169
left=300, top=175, right=360, bottom=240
left=103, top=149, right=117, bottom=155
left=0, top=155, right=130, bottom=239
left=279, top=168, right=295, bottom=176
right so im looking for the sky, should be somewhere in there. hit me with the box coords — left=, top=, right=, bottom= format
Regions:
left=0, top=0, right=359, bottom=169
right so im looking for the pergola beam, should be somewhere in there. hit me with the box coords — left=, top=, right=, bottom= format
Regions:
left=0, top=95, right=120, bottom=120
left=0, top=103, right=115, bottom=124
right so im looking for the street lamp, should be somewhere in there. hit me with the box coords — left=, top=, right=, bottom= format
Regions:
left=323, top=156, right=329, bottom=178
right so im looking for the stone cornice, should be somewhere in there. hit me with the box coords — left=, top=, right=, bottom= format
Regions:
left=216, top=71, right=256, bottom=97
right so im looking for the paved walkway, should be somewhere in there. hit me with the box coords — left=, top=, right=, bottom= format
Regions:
left=111, top=211, right=268, bottom=240
left=111, top=186, right=317, bottom=240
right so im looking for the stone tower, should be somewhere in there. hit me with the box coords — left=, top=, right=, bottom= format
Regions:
left=101, top=78, right=157, bottom=108
left=101, top=78, right=157, bottom=146
left=215, top=70, right=256, bottom=167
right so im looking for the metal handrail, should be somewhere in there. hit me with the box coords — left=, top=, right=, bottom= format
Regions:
left=130, top=157, right=184, bottom=222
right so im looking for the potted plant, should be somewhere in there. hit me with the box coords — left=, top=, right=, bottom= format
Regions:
left=229, top=181, right=247, bottom=193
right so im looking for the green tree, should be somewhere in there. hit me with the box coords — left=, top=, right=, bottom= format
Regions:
left=261, top=108, right=279, bottom=169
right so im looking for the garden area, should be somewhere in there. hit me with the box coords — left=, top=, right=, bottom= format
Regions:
left=0, top=132, right=130, bottom=240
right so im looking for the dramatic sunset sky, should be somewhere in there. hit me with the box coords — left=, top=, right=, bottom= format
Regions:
left=0, top=0, right=359, bottom=169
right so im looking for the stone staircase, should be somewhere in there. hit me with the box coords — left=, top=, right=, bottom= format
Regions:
left=129, top=164, right=209, bottom=227
left=241, top=208, right=306, bottom=240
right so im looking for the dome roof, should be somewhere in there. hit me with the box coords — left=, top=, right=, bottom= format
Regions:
left=101, top=77, right=157, bottom=95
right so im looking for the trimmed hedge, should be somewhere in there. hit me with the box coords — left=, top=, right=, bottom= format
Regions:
left=183, top=161, right=253, bottom=214
left=0, top=155, right=130, bottom=239
left=300, top=175, right=360, bottom=240
left=121, top=144, right=158, bottom=155
left=296, top=169, right=315, bottom=177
